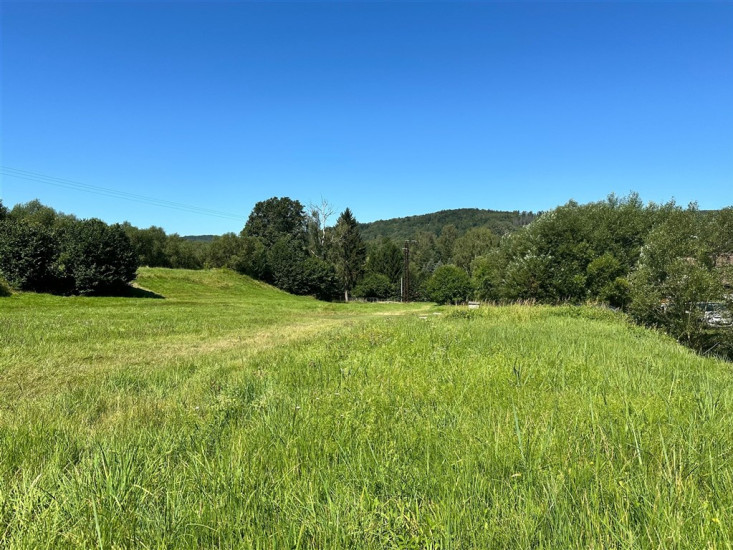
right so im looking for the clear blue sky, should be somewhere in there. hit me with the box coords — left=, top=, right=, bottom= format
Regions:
left=2, top=1, right=732, bottom=235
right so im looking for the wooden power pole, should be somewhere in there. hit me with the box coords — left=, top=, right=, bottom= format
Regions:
left=402, top=240, right=410, bottom=303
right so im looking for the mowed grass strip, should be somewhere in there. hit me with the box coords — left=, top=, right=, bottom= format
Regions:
left=0, top=268, right=425, bottom=400
left=1, top=269, right=731, bottom=548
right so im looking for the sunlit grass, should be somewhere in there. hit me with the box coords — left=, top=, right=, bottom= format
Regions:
left=1, top=269, right=731, bottom=547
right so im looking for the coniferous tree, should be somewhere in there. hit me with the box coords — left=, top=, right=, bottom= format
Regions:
left=333, top=208, right=366, bottom=302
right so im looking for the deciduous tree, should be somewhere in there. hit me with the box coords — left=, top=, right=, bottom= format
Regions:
left=427, top=264, right=473, bottom=305
left=244, top=197, right=307, bottom=248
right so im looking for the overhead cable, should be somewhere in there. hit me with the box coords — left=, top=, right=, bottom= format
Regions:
left=0, top=166, right=244, bottom=221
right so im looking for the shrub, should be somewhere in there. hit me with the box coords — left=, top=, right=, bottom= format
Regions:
left=57, top=219, right=138, bottom=295
left=502, top=254, right=552, bottom=302
left=599, top=277, right=631, bottom=309
left=208, top=234, right=269, bottom=280
left=0, top=219, right=60, bottom=291
left=233, top=236, right=269, bottom=280
left=267, top=236, right=308, bottom=294
left=0, top=277, right=11, bottom=297
left=427, top=264, right=473, bottom=305
left=353, top=273, right=394, bottom=300
left=586, top=253, right=623, bottom=298
left=471, top=251, right=505, bottom=301
left=302, top=256, right=339, bottom=301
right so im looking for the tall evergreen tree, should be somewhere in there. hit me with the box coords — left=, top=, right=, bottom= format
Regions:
left=333, top=208, right=366, bottom=302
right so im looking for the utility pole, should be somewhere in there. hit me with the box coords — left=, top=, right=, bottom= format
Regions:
left=402, top=240, right=416, bottom=302
left=402, top=240, right=409, bottom=302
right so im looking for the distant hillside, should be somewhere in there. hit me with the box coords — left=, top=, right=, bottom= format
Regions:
left=179, top=209, right=536, bottom=244
left=183, top=234, right=217, bottom=242
left=359, top=208, right=537, bottom=241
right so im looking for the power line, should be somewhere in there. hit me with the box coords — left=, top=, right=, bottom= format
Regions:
left=0, top=166, right=245, bottom=222
left=1, top=166, right=244, bottom=220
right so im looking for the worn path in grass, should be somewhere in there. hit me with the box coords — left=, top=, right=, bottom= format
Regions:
left=1, top=268, right=732, bottom=548
left=0, top=268, right=429, bottom=401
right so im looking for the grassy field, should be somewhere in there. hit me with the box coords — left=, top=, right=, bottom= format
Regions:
left=1, top=268, right=732, bottom=548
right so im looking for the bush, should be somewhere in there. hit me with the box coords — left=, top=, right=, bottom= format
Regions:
left=502, top=254, right=552, bottom=302
left=2, top=202, right=144, bottom=296
left=267, top=236, right=308, bottom=294
left=427, top=264, right=473, bottom=305
left=301, top=256, right=339, bottom=301
left=353, top=273, right=394, bottom=300
left=0, top=277, right=11, bottom=297
left=586, top=253, right=623, bottom=298
left=471, top=251, right=504, bottom=301
left=0, top=219, right=60, bottom=291
left=599, top=277, right=631, bottom=309
left=233, top=236, right=269, bottom=280
left=208, top=234, right=269, bottom=280
left=57, top=219, right=138, bottom=295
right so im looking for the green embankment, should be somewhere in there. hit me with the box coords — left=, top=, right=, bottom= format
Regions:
left=1, top=268, right=731, bottom=548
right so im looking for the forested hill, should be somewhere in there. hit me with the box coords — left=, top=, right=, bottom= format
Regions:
left=183, top=234, right=217, bottom=242
left=359, top=208, right=537, bottom=241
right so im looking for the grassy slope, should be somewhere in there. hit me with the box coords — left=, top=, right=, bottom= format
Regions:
left=1, top=269, right=731, bottom=548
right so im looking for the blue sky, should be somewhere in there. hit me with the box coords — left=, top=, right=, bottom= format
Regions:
left=2, top=1, right=732, bottom=235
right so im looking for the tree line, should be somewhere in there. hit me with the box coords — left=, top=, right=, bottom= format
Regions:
left=2, top=194, right=731, bottom=358
left=0, top=199, right=137, bottom=295
left=420, top=194, right=733, bottom=358
left=0, top=197, right=369, bottom=301
left=359, top=208, right=536, bottom=242
left=204, top=193, right=733, bottom=358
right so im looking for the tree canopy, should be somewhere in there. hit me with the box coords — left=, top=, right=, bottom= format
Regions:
left=0, top=203, right=139, bottom=295
left=243, top=197, right=307, bottom=248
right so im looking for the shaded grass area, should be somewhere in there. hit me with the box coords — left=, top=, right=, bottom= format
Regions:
left=1, top=269, right=732, bottom=547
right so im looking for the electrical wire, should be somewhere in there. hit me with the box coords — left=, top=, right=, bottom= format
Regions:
left=0, top=166, right=245, bottom=221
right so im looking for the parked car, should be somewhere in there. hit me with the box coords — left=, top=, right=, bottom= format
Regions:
left=699, top=302, right=732, bottom=327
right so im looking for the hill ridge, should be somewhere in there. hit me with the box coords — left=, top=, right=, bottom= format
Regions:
left=359, top=207, right=537, bottom=241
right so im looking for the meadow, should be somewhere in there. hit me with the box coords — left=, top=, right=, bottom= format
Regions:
left=1, top=268, right=731, bottom=548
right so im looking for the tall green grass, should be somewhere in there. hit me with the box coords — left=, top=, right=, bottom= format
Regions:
left=1, top=269, right=731, bottom=547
